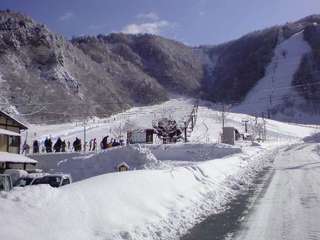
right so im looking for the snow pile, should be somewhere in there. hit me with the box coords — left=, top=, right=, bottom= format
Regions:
left=32, top=143, right=241, bottom=182
left=0, top=143, right=278, bottom=240
left=32, top=145, right=165, bottom=182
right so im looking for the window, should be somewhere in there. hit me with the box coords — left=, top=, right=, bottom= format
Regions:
left=32, top=176, right=62, bottom=188
left=61, top=178, right=70, bottom=186
left=9, top=136, right=19, bottom=147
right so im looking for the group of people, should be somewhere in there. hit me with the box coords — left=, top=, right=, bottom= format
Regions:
left=40, top=137, right=68, bottom=153
left=30, top=135, right=123, bottom=154
left=100, top=136, right=122, bottom=150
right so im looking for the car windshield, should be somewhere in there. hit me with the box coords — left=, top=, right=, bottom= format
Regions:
left=33, top=176, right=62, bottom=188
left=0, top=176, right=11, bottom=191
left=15, top=177, right=34, bottom=187
left=0, top=176, right=6, bottom=191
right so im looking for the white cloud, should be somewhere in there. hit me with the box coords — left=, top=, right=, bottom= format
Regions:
left=59, top=12, right=75, bottom=21
left=122, top=20, right=170, bottom=35
left=136, top=12, right=159, bottom=21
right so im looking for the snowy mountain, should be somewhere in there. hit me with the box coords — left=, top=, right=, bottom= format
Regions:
left=0, top=10, right=319, bottom=123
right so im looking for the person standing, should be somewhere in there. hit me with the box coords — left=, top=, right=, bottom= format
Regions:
left=33, top=140, right=39, bottom=154
left=89, top=139, right=93, bottom=151
left=53, top=137, right=62, bottom=152
left=44, top=137, right=52, bottom=153
left=61, top=140, right=66, bottom=152
left=92, top=138, right=97, bottom=151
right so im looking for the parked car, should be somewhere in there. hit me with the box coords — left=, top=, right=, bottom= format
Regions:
left=0, top=174, right=13, bottom=192
left=31, top=174, right=72, bottom=188
left=14, top=176, right=36, bottom=187
left=3, top=169, right=29, bottom=185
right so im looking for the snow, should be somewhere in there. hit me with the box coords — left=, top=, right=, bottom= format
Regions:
left=24, top=98, right=195, bottom=146
left=0, top=143, right=279, bottom=240
left=234, top=143, right=320, bottom=240
left=1, top=98, right=319, bottom=240
left=0, top=152, right=37, bottom=164
left=31, top=143, right=241, bottom=182
left=0, top=128, right=20, bottom=136
left=233, top=31, right=312, bottom=121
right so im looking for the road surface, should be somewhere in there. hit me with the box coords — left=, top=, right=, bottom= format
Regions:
left=235, top=143, right=320, bottom=240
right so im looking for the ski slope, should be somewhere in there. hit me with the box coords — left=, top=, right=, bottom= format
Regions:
left=233, top=30, right=316, bottom=123
left=1, top=98, right=318, bottom=240
left=23, top=98, right=195, bottom=146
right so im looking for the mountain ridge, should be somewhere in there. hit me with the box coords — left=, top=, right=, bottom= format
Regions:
left=0, top=9, right=319, bottom=123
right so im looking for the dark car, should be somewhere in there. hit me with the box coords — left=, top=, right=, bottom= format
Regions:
left=31, top=174, right=72, bottom=188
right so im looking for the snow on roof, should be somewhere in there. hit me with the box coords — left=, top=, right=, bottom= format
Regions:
left=0, top=111, right=28, bottom=130
left=117, top=162, right=129, bottom=169
left=0, top=152, right=37, bottom=164
left=0, top=128, right=20, bottom=136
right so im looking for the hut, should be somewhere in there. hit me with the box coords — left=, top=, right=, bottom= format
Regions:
left=0, top=111, right=28, bottom=154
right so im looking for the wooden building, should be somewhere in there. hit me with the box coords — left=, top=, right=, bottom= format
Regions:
left=0, top=111, right=27, bottom=154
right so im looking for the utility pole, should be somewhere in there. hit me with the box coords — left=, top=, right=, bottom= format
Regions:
left=184, top=121, right=188, bottom=143
left=242, top=119, right=249, bottom=133
left=83, top=119, right=87, bottom=152
left=261, top=112, right=267, bottom=142
left=222, top=103, right=225, bottom=130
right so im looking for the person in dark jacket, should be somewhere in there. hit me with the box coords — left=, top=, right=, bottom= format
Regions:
left=112, top=139, right=120, bottom=147
left=61, top=140, right=66, bottom=152
left=54, top=137, right=62, bottom=152
left=92, top=138, right=97, bottom=151
left=44, top=137, right=52, bottom=153
left=33, top=140, right=39, bottom=154
left=101, top=136, right=109, bottom=150
left=73, top=138, right=82, bottom=152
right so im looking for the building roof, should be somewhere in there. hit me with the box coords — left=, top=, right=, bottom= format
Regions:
left=0, top=128, right=20, bottom=136
left=117, top=162, right=129, bottom=169
left=0, top=111, right=28, bottom=130
left=0, top=152, right=37, bottom=164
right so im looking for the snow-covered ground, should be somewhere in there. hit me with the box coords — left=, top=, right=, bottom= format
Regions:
left=1, top=98, right=319, bottom=240
left=234, top=143, right=320, bottom=240
left=23, top=98, right=195, bottom=146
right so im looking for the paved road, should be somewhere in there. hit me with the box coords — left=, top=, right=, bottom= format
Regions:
left=235, top=143, right=320, bottom=240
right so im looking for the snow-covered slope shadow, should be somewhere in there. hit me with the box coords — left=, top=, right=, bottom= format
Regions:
left=31, top=143, right=241, bottom=182
left=233, top=31, right=313, bottom=123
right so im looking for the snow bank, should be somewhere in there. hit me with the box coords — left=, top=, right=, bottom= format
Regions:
left=31, top=143, right=241, bottom=182
left=32, top=145, right=163, bottom=182
left=0, top=143, right=277, bottom=240
left=0, top=152, right=37, bottom=163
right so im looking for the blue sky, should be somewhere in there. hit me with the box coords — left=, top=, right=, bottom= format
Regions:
left=1, top=0, right=319, bottom=45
